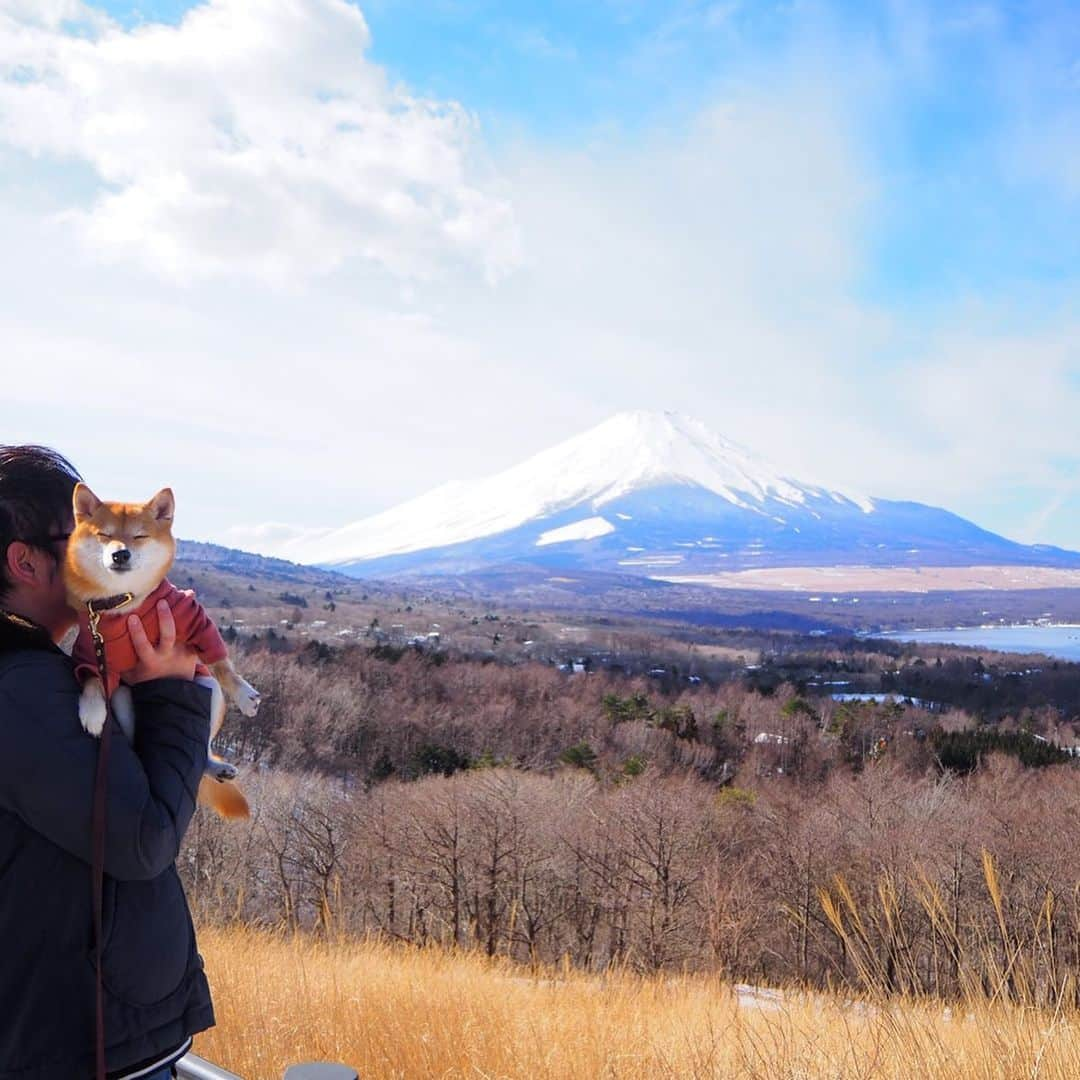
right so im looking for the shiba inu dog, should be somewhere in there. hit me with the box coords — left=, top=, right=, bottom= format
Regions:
left=64, top=483, right=258, bottom=819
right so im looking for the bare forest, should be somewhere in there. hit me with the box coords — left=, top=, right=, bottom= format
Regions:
left=183, top=639, right=1080, bottom=1007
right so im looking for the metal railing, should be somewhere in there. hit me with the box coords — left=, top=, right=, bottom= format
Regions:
left=176, top=1052, right=357, bottom=1080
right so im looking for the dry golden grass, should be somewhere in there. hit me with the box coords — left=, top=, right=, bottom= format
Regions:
left=193, top=925, right=1080, bottom=1080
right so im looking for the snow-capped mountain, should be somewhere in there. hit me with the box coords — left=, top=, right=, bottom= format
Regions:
left=283, top=411, right=1080, bottom=579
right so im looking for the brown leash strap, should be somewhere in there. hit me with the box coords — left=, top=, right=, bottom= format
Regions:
left=87, top=594, right=131, bottom=1080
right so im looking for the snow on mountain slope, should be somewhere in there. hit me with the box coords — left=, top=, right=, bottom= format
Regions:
left=536, top=517, right=616, bottom=546
left=285, top=411, right=875, bottom=567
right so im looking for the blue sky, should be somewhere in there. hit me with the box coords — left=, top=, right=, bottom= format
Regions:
left=91, top=0, right=1079, bottom=300
left=83, top=2, right=1079, bottom=291
left=0, top=0, right=1077, bottom=552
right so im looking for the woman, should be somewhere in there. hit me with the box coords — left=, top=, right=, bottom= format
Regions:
left=0, top=445, right=214, bottom=1080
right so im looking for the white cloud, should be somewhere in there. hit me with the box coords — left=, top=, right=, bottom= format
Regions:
left=223, top=521, right=334, bottom=554
left=0, top=0, right=519, bottom=282
left=892, top=324, right=1080, bottom=497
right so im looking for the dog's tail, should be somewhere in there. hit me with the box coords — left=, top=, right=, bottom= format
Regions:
left=198, top=775, right=250, bottom=819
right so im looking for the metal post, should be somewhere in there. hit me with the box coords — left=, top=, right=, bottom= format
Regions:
left=175, top=1053, right=358, bottom=1080
left=283, top=1066, right=359, bottom=1080
left=175, top=1053, right=243, bottom=1080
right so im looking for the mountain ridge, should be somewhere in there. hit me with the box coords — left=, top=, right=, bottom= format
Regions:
left=263, top=411, right=1080, bottom=580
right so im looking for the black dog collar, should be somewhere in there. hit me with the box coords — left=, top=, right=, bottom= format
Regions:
left=87, top=593, right=136, bottom=614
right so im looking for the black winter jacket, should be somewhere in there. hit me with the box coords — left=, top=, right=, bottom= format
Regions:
left=0, top=612, right=215, bottom=1080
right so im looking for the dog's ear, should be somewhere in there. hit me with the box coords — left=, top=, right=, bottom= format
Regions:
left=147, top=488, right=174, bottom=523
left=73, top=483, right=101, bottom=522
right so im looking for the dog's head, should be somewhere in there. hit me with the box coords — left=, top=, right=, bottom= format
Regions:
left=64, top=484, right=176, bottom=603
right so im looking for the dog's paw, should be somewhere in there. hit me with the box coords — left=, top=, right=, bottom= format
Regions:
left=207, top=759, right=238, bottom=783
left=234, top=681, right=261, bottom=717
left=80, top=693, right=107, bottom=738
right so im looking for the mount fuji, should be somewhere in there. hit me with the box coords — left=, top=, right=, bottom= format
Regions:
left=284, top=412, right=1080, bottom=580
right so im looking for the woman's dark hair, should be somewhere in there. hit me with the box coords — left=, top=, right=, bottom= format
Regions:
left=0, top=445, right=82, bottom=601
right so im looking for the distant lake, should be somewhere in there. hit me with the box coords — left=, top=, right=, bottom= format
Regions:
left=880, top=625, right=1080, bottom=662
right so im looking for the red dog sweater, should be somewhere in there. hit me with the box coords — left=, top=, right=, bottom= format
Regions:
left=72, top=579, right=228, bottom=695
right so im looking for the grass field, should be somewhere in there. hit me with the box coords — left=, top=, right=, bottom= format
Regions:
left=192, top=925, right=1080, bottom=1079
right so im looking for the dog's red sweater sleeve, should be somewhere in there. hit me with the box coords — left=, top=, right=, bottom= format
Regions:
left=71, top=580, right=228, bottom=695
left=167, top=585, right=229, bottom=666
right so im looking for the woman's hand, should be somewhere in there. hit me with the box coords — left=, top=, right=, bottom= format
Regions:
left=122, top=600, right=197, bottom=684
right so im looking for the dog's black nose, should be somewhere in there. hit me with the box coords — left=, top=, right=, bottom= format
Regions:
left=111, top=548, right=131, bottom=567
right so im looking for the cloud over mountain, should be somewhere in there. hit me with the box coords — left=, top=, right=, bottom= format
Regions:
left=0, top=1, right=1076, bottom=554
